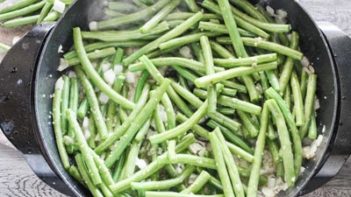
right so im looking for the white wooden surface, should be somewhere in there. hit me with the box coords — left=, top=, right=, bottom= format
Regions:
left=0, top=0, right=351, bottom=196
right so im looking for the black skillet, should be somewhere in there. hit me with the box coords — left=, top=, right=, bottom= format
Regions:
left=0, top=0, right=350, bottom=196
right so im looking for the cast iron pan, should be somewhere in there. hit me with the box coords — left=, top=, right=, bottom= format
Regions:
left=0, top=0, right=351, bottom=196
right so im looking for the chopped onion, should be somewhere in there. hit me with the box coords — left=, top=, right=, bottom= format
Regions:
left=53, top=0, right=66, bottom=14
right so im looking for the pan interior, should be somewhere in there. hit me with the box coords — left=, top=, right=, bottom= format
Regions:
left=33, top=0, right=339, bottom=197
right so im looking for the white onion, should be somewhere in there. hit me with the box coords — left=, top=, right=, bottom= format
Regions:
left=99, top=93, right=109, bottom=104
left=302, top=135, right=323, bottom=159
left=55, top=77, right=64, bottom=90
left=58, top=58, right=70, bottom=71
left=89, top=21, right=98, bottom=31
left=135, top=158, right=148, bottom=170
left=53, top=0, right=66, bottom=14
left=103, top=69, right=116, bottom=86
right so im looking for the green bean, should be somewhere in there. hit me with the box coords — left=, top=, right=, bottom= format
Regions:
left=0, top=0, right=38, bottom=14
left=0, top=42, right=10, bottom=52
left=209, top=131, right=235, bottom=197
left=43, top=11, right=60, bottom=22
left=82, top=22, right=169, bottom=42
left=2, top=14, right=39, bottom=28
left=169, top=154, right=215, bottom=169
left=60, top=76, right=70, bottom=135
left=218, top=107, right=235, bottom=115
left=284, top=86, right=292, bottom=111
left=135, top=119, right=151, bottom=141
left=97, top=0, right=171, bottom=29
left=237, top=111, right=259, bottom=138
left=123, top=12, right=203, bottom=65
left=112, top=153, right=126, bottom=182
left=215, top=129, right=245, bottom=197
left=208, top=175, right=224, bottom=191
left=221, top=80, right=247, bottom=93
left=120, top=142, right=142, bottom=179
left=66, top=110, right=102, bottom=186
left=230, top=0, right=266, bottom=21
left=77, top=99, right=88, bottom=120
left=73, top=28, right=135, bottom=109
left=91, top=150, right=114, bottom=186
left=105, top=9, right=125, bottom=17
left=217, top=0, right=247, bottom=57
left=266, top=70, right=280, bottom=92
left=0, top=1, right=45, bottom=21
left=301, top=74, right=317, bottom=137
left=87, top=116, right=96, bottom=149
left=194, top=61, right=277, bottom=88
left=129, top=57, right=205, bottom=73
left=291, top=72, right=305, bottom=126
left=266, top=100, right=295, bottom=186
left=181, top=171, right=211, bottom=194
left=210, top=41, right=234, bottom=58
left=308, top=112, right=317, bottom=140
left=226, top=141, right=254, bottom=162
left=159, top=32, right=219, bottom=51
left=150, top=101, right=208, bottom=144
left=184, top=0, right=200, bottom=12
left=67, top=76, right=79, bottom=153
left=230, top=6, right=291, bottom=33
left=209, top=111, right=241, bottom=131
left=200, top=36, right=217, bottom=113
left=133, top=71, right=149, bottom=102
left=201, top=0, right=269, bottom=39
left=191, top=42, right=205, bottom=64
left=68, top=165, right=83, bottom=184
left=247, top=101, right=269, bottom=197
left=75, top=68, right=109, bottom=140
left=265, top=87, right=302, bottom=176
left=104, top=79, right=170, bottom=167
left=214, top=53, right=277, bottom=68
left=279, top=32, right=300, bottom=94
left=165, top=12, right=219, bottom=20
left=162, top=93, right=176, bottom=129
left=75, top=154, right=103, bottom=197
left=52, top=77, right=70, bottom=170
left=106, top=75, right=125, bottom=132
left=259, top=71, right=269, bottom=91
left=176, top=113, right=209, bottom=139
left=37, top=2, right=53, bottom=24
left=64, top=41, right=146, bottom=60
left=300, top=69, right=308, bottom=98
left=202, top=21, right=255, bottom=39
left=110, top=133, right=195, bottom=193
left=131, top=167, right=194, bottom=190
left=217, top=37, right=303, bottom=60
left=145, top=192, right=224, bottom=197
left=140, top=0, right=181, bottom=33
left=199, top=21, right=259, bottom=38
left=66, top=47, right=116, bottom=65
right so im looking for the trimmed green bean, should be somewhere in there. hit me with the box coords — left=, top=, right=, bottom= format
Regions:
left=247, top=101, right=269, bottom=197
left=67, top=110, right=102, bottom=186
left=301, top=74, right=317, bottom=137
left=75, top=68, right=109, bottom=140
left=66, top=47, right=116, bottom=65
left=104, top=79, right=170, bottom=167
left=145, top=192, right=224, bottom=197
left=194, top=61, right=277, bottom=88
left=37, top=2, right=53, bottom=24
left=209, top=131, right=235, bottom=197
left=131, top=167, right=194, bottom=190
left=184, top=0, right=200, bottom=12
left=2, top=14, right=39, bottom=28
left=61, top=76, right=70, bottom=135
left=150, top=101, right=208, bottom=144
left=308, top=112, right=317, bottom=140
left=217, top=37, right=303, bottom=60
left=0, top=0, right=38, bottom=14
left=77, top=99, right=88, bottom=120
left=0, top=1, right=45, bottom=21
left=52, top=77, right=70, bottom=170
left=266, top=70, right=280, bottom=92
left=199, top=21, right=259, bottom=38
left=73, top=28, right=135, bottom=109
left=170, top=154, right=216, bottom=169
left=123, top=12, right=203, bottom=65
left=162, top=93, right=176, bottom=129
left=110, top=133, right=195, bottom=193
left=120, top=142, right=142, bottom=179
left=291, top=72, right=305, bottom=126
left=237, top=111, right=259, bottom=138
left=214, top=53, right=277, bottom=68
left=210, top=41, right=234, bottom=58
left=140, top=0, right=181, bottom=33
left=215, top=129, right=245, bottom=197
left=97, top=0, right=171, bottom=29
left=267, top=100, right=296, bottom=186
left=181, top=171, right=211, bottom=194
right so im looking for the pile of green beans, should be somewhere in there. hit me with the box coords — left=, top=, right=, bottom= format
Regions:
left=52, top=0, right=319, bottom=197
left=0, top=0, right=73, bottom=28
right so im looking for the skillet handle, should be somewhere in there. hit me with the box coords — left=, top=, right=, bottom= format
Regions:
left=0, top=24, right=72, bottom=196
left=302, top=22, right=351, bottom=194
